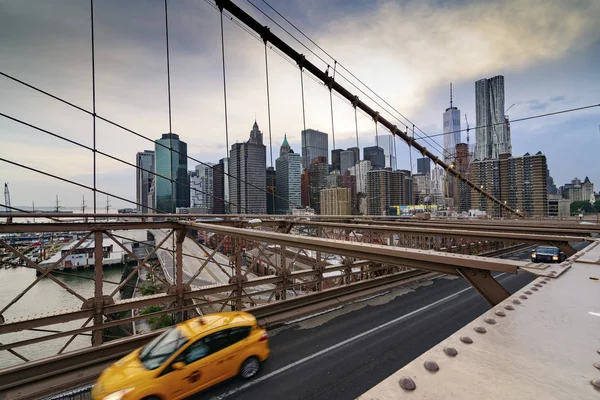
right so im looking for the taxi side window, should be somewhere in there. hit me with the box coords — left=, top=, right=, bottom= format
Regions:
left=175, top=326, right=253, bottom=366
left=228, top=326, right=251, bottom=344
left=182, top=339, right=210, bottom=364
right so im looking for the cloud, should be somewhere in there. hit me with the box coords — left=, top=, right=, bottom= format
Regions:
left=527, top=99, right=549, bottom=111
left=1, top=0, right=599, bottom=207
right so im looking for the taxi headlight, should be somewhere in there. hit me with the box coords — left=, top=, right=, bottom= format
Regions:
left=102, top=388, right=135, bottom=400
left=531, top=253, right=536, bottom=258
left=552, top=255, right=559, bottom=261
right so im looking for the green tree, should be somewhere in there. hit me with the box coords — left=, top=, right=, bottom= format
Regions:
left=140, top=305, right=175, bottom=330
left=570, top=200, right=594, bottom=214
left=594, top=200, right=600, bottom=213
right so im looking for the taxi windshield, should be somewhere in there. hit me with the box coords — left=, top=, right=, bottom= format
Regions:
left=536, top=247, right=559, bottom=255
left=139, top=327, right=188, bottom=370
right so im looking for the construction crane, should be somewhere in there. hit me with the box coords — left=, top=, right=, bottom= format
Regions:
left=506, top=103, right=515, bottom=114
left=4, top=183, right=11, bottom=213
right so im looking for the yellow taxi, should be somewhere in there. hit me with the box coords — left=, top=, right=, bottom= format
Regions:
left=91, top=311, right=270, bottom=400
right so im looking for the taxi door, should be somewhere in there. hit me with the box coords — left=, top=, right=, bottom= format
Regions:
left=176, top=329, right=233, bottom=398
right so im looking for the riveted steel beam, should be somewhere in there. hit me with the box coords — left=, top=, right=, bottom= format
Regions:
left=456, top=268, right=510, bottom=306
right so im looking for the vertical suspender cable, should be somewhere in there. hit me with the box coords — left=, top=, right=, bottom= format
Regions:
left=218, top=6, right=231, bottom=213
left=264, top=43, right=275, bottom=214
left=90, top=0, right=97, bottom=214
left=164, top=0, right=176, bottom=284
left=164, top=0, right=175, bottom=214
left=354, top=105, right=361, bottom=197
left=329, top=90, right=335, bottom=151
left=300, top=69, right=307, bottom=133
left=299, top=67, right=308, bottom=209
left=393, top=131, right=398, bottom=171
left=219, top=8, right=230, bottom=158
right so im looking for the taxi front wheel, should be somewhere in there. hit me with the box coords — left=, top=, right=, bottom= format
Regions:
left=239, top=357, right=260, bottom=379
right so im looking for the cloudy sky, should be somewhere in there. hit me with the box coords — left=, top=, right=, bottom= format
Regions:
left=0, top=0, right=599, bottom=210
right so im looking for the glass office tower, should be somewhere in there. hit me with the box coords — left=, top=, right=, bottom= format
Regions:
left=154, top=133, right=189, bottom=213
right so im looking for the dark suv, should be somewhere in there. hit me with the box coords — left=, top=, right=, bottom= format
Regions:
left=531, top=246, right=566, bottom=263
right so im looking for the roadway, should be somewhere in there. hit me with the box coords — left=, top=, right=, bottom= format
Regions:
left=191, top=241, right=590, bottom=399
left=192, top=270, right=535, bottom=399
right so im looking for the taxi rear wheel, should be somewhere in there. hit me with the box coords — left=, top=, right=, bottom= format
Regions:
left=240, top=356, right=260, bottom=379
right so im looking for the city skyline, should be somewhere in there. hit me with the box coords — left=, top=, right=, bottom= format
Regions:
left=1, top=0, right=599, bottom=208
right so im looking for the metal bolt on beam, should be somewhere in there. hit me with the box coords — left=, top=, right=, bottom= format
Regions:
left=443, top=346, right=458, bottom=356
left=525, top=290, right=533, bottom=295
left=424, top=360, right=439, bottom=372
left=495, top=310, right=506, bottom=317
left=519, top=295, right=528, bottom=300
left=474, top=326, right=487, bottom=334
left=591, top=378, right=600, bottom=390
left=504, top=304, right=515, bottom=310
left=484, top=317, right=497, bottom=324
left=513, top=299, right=522, bottom=305
left=399, top=376, right=416, bottom=391
left=460, top=336, right=473, bottom=344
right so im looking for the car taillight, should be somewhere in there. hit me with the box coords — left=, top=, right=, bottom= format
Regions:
left=259, top=331, right=268, bottom=342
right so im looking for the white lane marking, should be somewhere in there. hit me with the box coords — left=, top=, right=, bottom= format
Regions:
left=589, top=312, right=600, bottom=317
left=210, top=285, right=477, bottom=399
left=285, top=306, right=344, bottom=325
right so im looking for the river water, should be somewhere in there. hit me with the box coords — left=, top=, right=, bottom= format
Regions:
left=0, top=265, right=123, bottom=368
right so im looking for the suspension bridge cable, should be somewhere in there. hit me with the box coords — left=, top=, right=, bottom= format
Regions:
left=0, top=112, right=248, bottom=214
left=218, top=5, right=231, bottom=160
left=247, top=0, right=447, bottom=157
left=164, top=0, right=175, bottom=214
left=0, top=70, right=302, bottom=211
left=353, top=103, right=362, bottom=195
left=329, top=62, right=337, bottom=151
left=90, top=0, right=97, bottom=214
left=418, top=103, right=600, bottom=140
left=263, top=41, right=275, bottom=214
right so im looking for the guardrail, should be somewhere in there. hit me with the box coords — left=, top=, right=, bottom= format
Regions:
left=0, top=269, right=432, bottom=400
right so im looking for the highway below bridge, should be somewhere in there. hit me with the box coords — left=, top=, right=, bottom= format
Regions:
left=191, top=243, right=590, bottom=400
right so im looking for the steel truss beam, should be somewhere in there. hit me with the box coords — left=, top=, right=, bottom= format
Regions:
left=457, top=268, right=510, bottom=306
left=282, top=221, right=586, bottom=245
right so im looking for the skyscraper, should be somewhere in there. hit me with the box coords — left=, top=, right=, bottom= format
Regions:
left=417, top=157, right=431, bottom=175
left=470, top=152, right=548, bottom=217
left=136, top=150, right=154, bottom=213
left=212, top=158, right=227, bottom=214
left=366, top=169, right=409, bottom=215
left=229, top=121, right=267, bottom=214
left=443, top=83, right=461, bottom=162
left=190, top=163, right=214, bottom=213
left=347, top=147, right=360, bottom=163
left=340, top=150, right=356, bottom=174
left=308, top=156, right=329, bottom=213
left=475, top=75, right=509, bottom=161
left=378, top=135, right=397, bottom=170
left=266, top=167, right=276, bottom=214
left=320, top=187, right=351, bottom=215
left=275, top=135, right=302, bottom=214
left=154, top=134, right=189, bottom=213
left=331, top=149, right=343, bottom=172
left=363, top=146, right=385, bottom=169
left=301, top=129, right=328, bottom=170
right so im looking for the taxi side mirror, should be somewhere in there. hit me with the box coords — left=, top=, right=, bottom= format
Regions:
left=172, top=361, right=186, bottom=370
